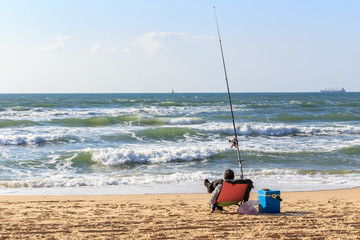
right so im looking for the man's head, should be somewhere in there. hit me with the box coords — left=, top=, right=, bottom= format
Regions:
left=224, top=169, right=235, bottom=180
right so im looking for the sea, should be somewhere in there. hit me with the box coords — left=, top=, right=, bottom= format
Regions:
left=0, top=92, right=359, bottom=195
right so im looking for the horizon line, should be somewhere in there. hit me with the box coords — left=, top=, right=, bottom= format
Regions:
left=0, top=91, right=357, bottom=94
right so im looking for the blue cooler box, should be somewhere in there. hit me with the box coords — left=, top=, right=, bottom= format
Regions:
left=258, top=189, right=281, bottom=213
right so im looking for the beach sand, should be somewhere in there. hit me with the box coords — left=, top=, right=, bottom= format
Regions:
left=0, top=188, right=359, bottom=239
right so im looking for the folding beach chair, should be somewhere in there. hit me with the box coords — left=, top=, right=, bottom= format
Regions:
left=211, top=179, right=253, bottom=213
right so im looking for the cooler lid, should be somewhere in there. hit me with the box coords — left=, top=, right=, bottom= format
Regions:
left=258, top=189, right=280, bottom=196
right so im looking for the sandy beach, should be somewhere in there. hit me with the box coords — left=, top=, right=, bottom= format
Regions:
left=0, top=188, right=359, bottom=239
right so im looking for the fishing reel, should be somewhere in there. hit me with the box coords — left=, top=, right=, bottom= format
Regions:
left=229, top=138, right=238, bottom=149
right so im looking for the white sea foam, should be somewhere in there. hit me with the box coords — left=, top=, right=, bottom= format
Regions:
left=0, top=134, right=69, bottom=145
left=0, top=107, right=141, bottom=121
left=0, top=126, right=85, bottom=145
left=0, top=104, right=232, bottom=122
left=1, top=168, right=359, bottom=192
left=247, top=169, right=360, bottom=192
left=191, top=122, right=302, bottom=136
left=164, top=117, right=206, bottom=125
left=88, top=143, right=228, bottom=165
left=192, top=122, right=360, bottom=137
left=239, top=124, right=300, bottom=136
left=0, top=171, right=212, bottom=188
left=241, top=136, right=360, bottom=153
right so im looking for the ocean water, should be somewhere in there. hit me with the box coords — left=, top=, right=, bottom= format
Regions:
left=0, top=93, right=359, bottom=195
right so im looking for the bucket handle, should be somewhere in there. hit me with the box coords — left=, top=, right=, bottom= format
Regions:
left=272, top=194, right=282, bottom=201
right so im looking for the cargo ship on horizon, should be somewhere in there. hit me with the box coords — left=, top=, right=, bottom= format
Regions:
left=320, top=88, right=346, bottom=93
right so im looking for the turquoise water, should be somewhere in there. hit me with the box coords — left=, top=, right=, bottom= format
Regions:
left=0, top=93, right=359, bottom=194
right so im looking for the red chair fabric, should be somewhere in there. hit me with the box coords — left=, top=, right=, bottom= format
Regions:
left=216, top=182, right=248, bottom=206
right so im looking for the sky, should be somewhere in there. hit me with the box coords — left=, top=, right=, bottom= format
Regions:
left=0, top=0, right=359, bottom=93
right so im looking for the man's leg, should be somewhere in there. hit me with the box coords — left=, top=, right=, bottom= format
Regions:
left=204, top=179, right=223, bottom=193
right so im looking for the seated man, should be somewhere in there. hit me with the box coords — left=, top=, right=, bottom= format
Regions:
left=204, top=169, right=254, bottom=212
left=207, top=169, right=235, bottom=207
left=204, top=168, right=234, bottom=193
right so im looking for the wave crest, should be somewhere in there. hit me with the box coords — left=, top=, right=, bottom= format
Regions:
left=0, top=134, right=80, bottom=145
left=88, top=144, right=227, bottom=165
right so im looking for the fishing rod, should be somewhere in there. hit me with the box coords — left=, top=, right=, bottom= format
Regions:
left=213, top=6, right=244, bottom=180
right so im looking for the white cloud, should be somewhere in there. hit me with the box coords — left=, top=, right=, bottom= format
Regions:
left=88, top=32, right=213, bottom=56
left=122, top=47, right=131, bottom=54
left=126, top=32, right=189, bottom=55
left=133, top=32, right=163, bottom=55
left=89, top=43, right=102, bottom=55
left=40, top=35, right=70, bottom=51
left=89, top=42, right=118, bottom=55
left=102, top=46, right=118, bottom=53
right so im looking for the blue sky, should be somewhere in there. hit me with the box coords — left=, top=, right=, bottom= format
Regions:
left=0, top=0, right=359, bottom=93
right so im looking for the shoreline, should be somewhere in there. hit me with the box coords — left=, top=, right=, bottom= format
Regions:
left=0, top=186, right=359, bottom=197
left=1, top=179, right=359, bottom=196
left=0, top=187, right=359, bottom=239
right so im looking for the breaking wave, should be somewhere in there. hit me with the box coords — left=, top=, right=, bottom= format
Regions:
left=2, top=167, right=359, bottom=189
left=271, top=113, right=360, bottom=122
left=0, top=134, right=81, bottom=145
left=88, top=144, right=228, bottom=165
